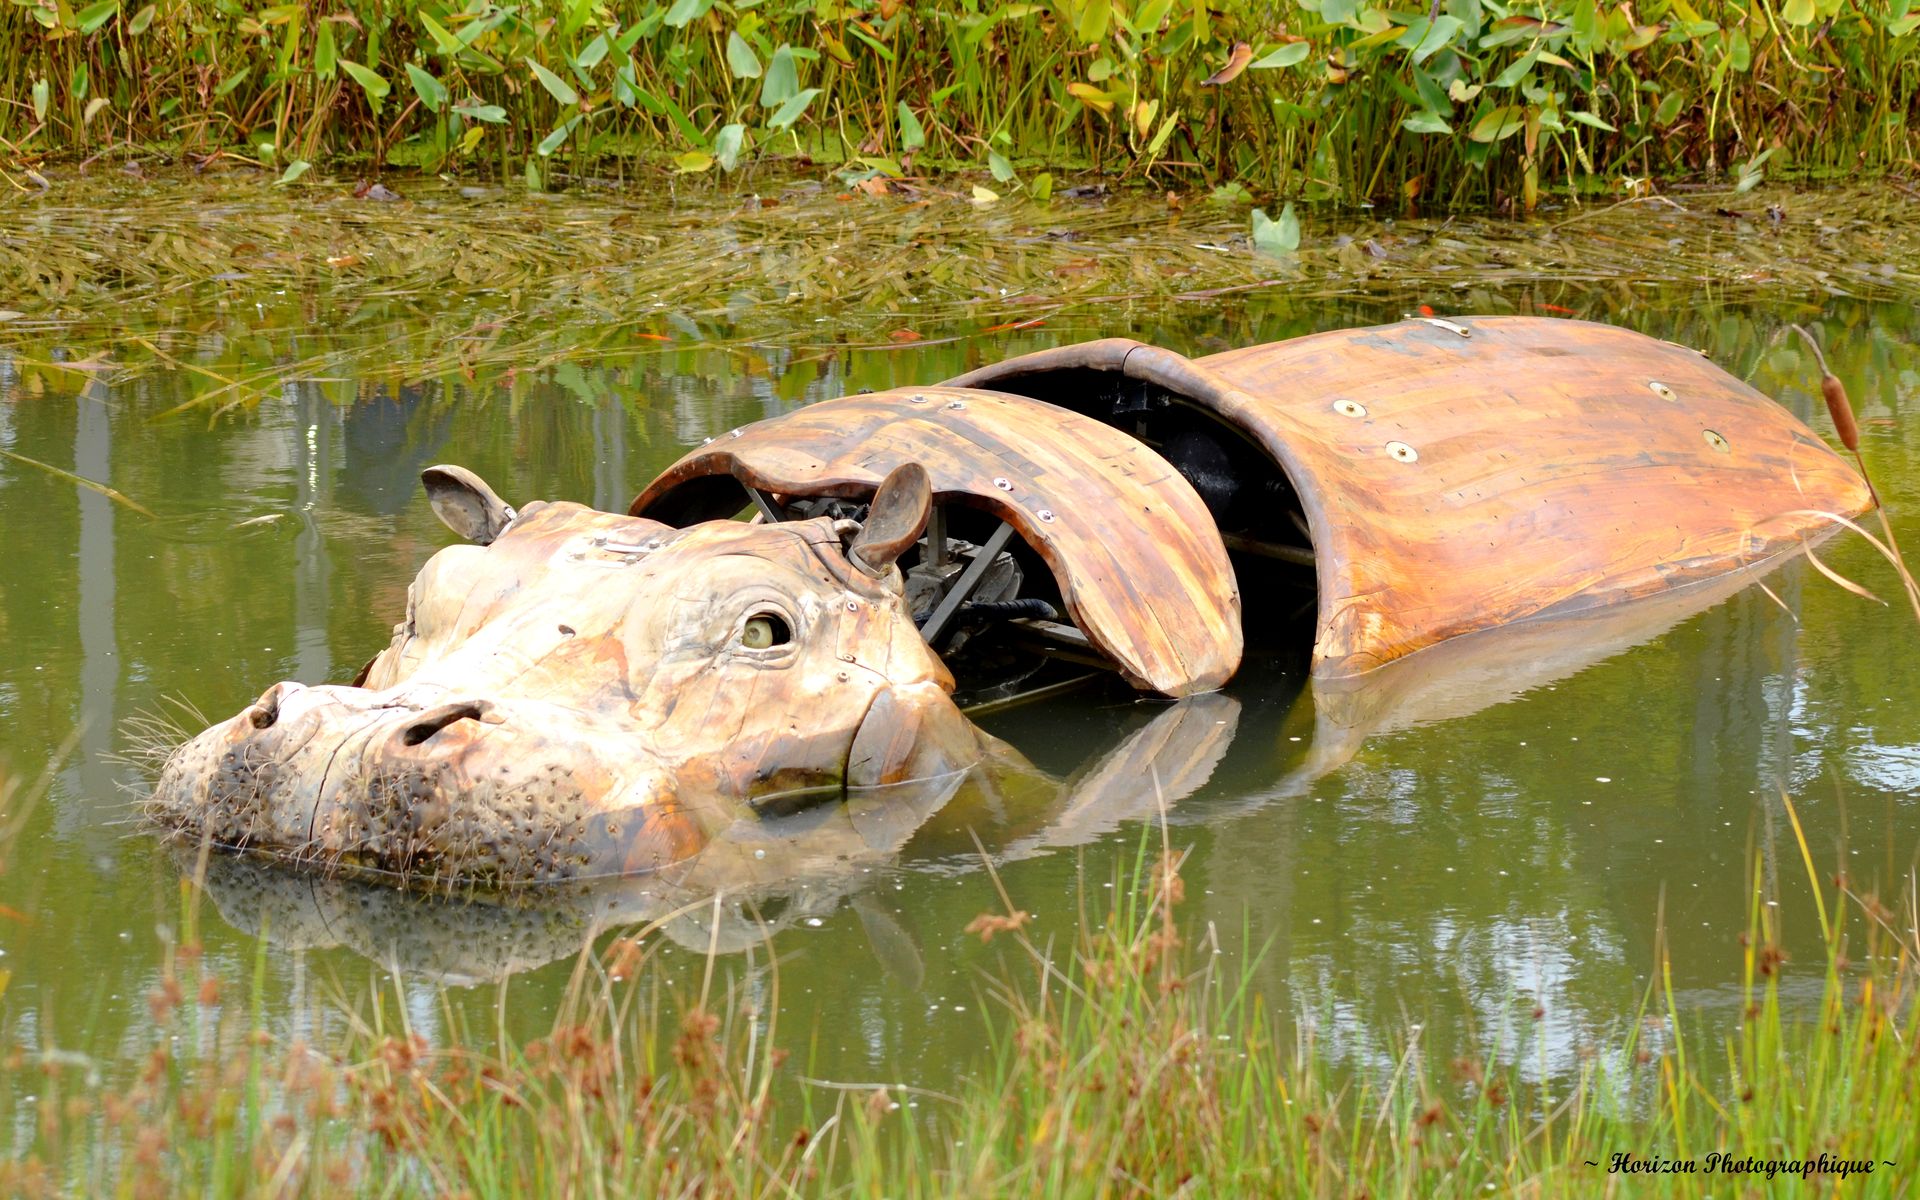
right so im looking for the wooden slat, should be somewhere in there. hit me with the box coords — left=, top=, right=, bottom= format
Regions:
left=949, top=318, right=1875, bottom=677
left=631, top=388, right=1243, bottom=697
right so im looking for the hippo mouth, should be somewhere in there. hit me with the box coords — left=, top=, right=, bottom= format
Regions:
left=148, top=681, right=725, bottom=885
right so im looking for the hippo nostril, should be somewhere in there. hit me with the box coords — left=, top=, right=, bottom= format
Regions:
left=401, top=701, right=490, bottom=746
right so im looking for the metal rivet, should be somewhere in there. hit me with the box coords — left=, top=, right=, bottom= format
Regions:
left=1385, top=440, right=1419, bottom=463
left=1037, top=509, right=1056, bottom=522
left=845, top=600, right=859, bottom=611
left=946, top=400, right=965, bottom=411
left=992, top=477, right=1013, bottom=491
left=909, top=394, right=927, bottom=404
left=1413, top=316, right=1471, bottom=338
left=1649, top=381, right=1677, bottom=402
left=1703, top=429, right=1731, bottom=453
left=728, top=428, right=743, bottom=438
left=838, top=652, right=855, bottom=662
left=1333, top=399, right=1368, bottom=419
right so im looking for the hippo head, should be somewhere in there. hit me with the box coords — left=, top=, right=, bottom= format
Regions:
left=149, top=463, right=992, bottom=886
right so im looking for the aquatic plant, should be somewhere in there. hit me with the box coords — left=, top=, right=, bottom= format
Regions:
left=3, top=807, right=1914, bottom=1197
left=3, top=1, right=1916, bottom=207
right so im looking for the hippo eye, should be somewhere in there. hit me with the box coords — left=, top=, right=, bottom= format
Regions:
left=741, top=613, right=792, bottom=649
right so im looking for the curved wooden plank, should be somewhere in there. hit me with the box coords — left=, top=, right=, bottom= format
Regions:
left=948, top=317, right=1874, bottom=677
left=631, top=388, right=1242, bottom=697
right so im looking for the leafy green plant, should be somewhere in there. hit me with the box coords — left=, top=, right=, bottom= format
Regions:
left=1, top=2, right=1916, bottom=204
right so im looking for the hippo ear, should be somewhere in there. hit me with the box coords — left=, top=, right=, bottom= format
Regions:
left=848, top=462, right=931, bottom=577
left=421, top=465, right=518, bottom=545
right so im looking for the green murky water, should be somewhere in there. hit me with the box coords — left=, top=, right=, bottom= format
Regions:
left=2, top=176, right=1918, bottom=1126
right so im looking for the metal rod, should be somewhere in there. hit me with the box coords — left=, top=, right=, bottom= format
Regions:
left=1221, top=531, right=1315, bottom=565
left=747, top=486, right=788, bottom=522
left=960, top=671, right=1101, bottom=718
left=1009, top=617, right=1093, bottom=649
left=919, top=521, right=1015, bottom=645
left=925, top=505, right=949, bottom=571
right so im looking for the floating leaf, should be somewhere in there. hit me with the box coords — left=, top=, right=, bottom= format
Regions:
left=766, top=86, right=820, bottom=129
left=673, top=150, right=714, bottom=172
left=276, top=159, right=310, bottom=185
left=1029, top=171, right=1052, bottom=200
left=1250, top=41, right=1310, bottom=69
left=527, top=58, right=579, bottom=106
left=726, top=32, right=762, bottom=78
left=1251, top=204, right=1300, bottom=254
left=971, top=184, right=1000, bottom=204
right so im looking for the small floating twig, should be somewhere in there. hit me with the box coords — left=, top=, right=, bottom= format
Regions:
left=0, top=448, right=155, bottom=517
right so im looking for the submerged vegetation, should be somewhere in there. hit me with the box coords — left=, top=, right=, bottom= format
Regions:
left=3, top=176, right=1918, bottom=425
left=2, top=822, right=1916, bottom=1196
left=4, top=0, right=1918, bottom=207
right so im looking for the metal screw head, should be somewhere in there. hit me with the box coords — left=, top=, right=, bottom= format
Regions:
left=845, top=600, right=859, bottom=611
left=838, top=652, right=855, bottom=663
left=946, top=400, right=966, bottom=411
left=728, top=428, right=743, bottom=438
left=1385, top=440, right=1420, bottom=463
left=1703, top=429, right=1731, bottom=453
left=909, top=394, right=927, bottom=404
left=992, top=477, right=1013, bottom=491
left=1333, top=399, right=1368, bottom=419
left=1649, top=381, right=1678, bottom=402
left=1037, top=509, right=1056, bottom=522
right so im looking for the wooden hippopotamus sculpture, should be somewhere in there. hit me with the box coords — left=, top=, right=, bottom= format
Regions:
left=149, top=317, right=1872, bottom=889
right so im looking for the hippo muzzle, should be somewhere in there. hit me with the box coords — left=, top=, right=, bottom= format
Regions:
left=150, top=464, right=987, bottom=885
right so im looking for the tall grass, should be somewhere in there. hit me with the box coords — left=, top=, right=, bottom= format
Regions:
left=3, top=0, right=1916, bottom=206
left=4, top=819, right=1914, bottom=1197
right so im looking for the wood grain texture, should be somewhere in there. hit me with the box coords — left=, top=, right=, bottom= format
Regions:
left=631, top=388, right=1243, bottom=697
left=948, top=317, right=1874, bottom=678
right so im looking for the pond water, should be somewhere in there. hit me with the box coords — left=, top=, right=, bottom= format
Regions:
left=1, top=175, right=1917, bottom=1124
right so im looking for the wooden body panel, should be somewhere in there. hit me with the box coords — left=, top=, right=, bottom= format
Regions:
left=631, top=387, right=1243, bottom=697
left=948, top=318, right=1873, bottom=677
